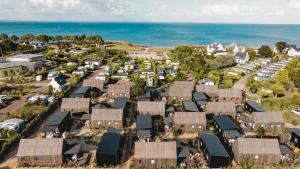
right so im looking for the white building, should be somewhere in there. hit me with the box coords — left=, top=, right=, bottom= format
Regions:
left=7, top=54, right=46, bottom=62
left=0, top=118, right=24, bottom=132
left=233, top=45, right=246, bottom=54
left=288, top=47, right=300, bottom=57
left=201, top=78, right=215, bottom=85
left=235, top=52, right=249, bottom=64
left=207, top=42, right=227, bottom=56
left=49, top=75, right=68, bottom=92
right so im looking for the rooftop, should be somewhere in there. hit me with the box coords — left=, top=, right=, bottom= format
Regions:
left=213, top=115, right=239, bottom=130
left=44, top=112, right=70, bottom=126
left=174, top=112, right=206, bottom=125
left=234, top=138, right=280, bottom=155
left=200, top=131, right=230, bottom=157
left=111, top=97, right=127, bottom=110
left=97, top=130, right=121, bottom=156
left=245, top=100, right=265, bottom=112
left=182, top=100, right=199, bottom=112
left=135, top=141, right=177, bottom=159
left=136, top=115, right=152, bottom=130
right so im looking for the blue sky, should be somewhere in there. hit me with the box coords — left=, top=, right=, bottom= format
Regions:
left=1, top=0, right=300, bottom=24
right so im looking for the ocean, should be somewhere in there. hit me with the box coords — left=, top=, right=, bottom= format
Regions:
left=0, top=22, right=300, bottom=47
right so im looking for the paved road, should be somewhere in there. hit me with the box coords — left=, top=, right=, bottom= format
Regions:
left=0, top=86, right=47, bottom=116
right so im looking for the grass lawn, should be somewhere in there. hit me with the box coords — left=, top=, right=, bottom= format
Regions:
left=283, top=111, right=300, bottom=126
left=106, top=41, right=145, bottom=51
left=8, top=105, right=46, bottom=120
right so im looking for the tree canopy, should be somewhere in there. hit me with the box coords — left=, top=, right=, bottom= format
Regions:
left=275, top=41, right=287, bottom=53
left=258, top=45, right=273, bottom=58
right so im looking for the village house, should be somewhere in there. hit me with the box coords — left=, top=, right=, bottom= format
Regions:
left=182, top=100, right=199, bottom=112
left=96, top=129, right=122, bottom=166
left=70, top=86, right=91, bottom=98
left=218, top=89, right=243, bottom=105
left=287, top=46, right=300, bottom=57
left=232, top=138, right=281, bottom=165
left=91, top=108, right=123, bottom=128
left=212, top=115, right=240, bottom=144
left=207, top=42, right=227, bottom=56
left=61, top=98, right=90, bottom=118
left=196, top=84, right=219, bottom=99
left=134, top=141, right=177, bottom=169
left=244, top=100, right=265, bottom=113
left=136, top=115, right=152, bottom=140
left=287, top=128, right=300, bottom=148
left=234, top=52, right=249, bottom=64
left=137, top=101, right=165, bottom=117
left=49, top=74, right=68, bottom=93
left=205, top=102, right=237, bottom=117
left=83, top=79, right=104, bottom=91
left=41, top=112, right=72, bottom=138
left=107, top=83, right=131, bottom=99
left=168, top=81, right=194, bottom=101
left=233, top=45, right=246, bottom=54
left=111, top=97, right=128, bottom=110
left=199, top=131, right=231, bottom=168
left=173, top=112, right=206, bottom=132
left=17, top=138, right=64, bottom=167
left=250, top=112, right=284, bottom=131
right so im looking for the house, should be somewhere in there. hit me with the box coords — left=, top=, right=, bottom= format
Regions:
left=137, top=101, right=165, bottom=117
left=83, top=79, right=104, bottom=91
left=41, top=112, right=72, bottom=138
left=244, top=100, right=265, bottom=113
left=287, top=46, right=300, bottom=57
left=192, top=92, right=208, bottom=102
left=233, top=45, right=246, bottom=54
left=218, top=89, right=243, bottom=105
left=173, top=112, right=206, bottom=132
left=287, top=128, right=300, bottom=148
left=212, top=115, right=240, bottom=144
left=235, top=52, right=249, bottom=64
left=70, top=86, right=91, bottom=98
left=96, top=129, right=122, bottom=166
left=111, top=73, right=128, bottom=80
left=17, top=138, right=64, bottom=167
left=199, top=131, right=231, bottom=168
left=61, top=98, right=90, bottom=118
left=200, top=78, right=215, bottom=85
left=107, top=83, right=131, bottom=99
left=205, top=102, right=237, bottom=117
left=250, top=112, right=284, bottom=131
left=280, top=144, right=294, bottom=161
left=196, top=84, right=219, bottom=99
left=136, top=115, right=152, bottom=140
left=168, top=81, right=194, bottom=101
left=0, top=118, right=24, bottom=133
left=7, top=54, right=46, bottom=62
left=207, top=42, right=227, bottom=56
left=49, top=75, right=68, bottom=93
left=134, top=141, right=177, bottom=169
left=232, top=138, right=281, bottom=165
left=182, top=100, right=199, bottom=112
left=91, top=108, right=123, bottom=128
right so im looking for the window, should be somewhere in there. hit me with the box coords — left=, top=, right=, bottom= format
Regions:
left=192, top=125, right=195, bottom=128
left=255, top=155, right=259, bottom=159
left=150, top=160, right=155, bottom=164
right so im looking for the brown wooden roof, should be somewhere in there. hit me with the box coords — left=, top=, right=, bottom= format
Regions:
left=108, top=83, right=130, bottom=95
left=252, top=112, right=283, bottom=124
left=196, top=84, right=219, bottom=95
left=91, top=108, right=123, bottom=121
left=205, top=102, right=236, bottom=114
left=61, top=98, right=90, bottom=110
left=17, top=138, right=64, bottom=157
left=135, top=141, right=177, bottom=159
left=219, top=89, right=243, bottom=98
left=83, top=79, right=104, bottom=90
left=137, top=101, right=165, bottom=115
left=174, top=112, right=206, bottom=125
left=235, top=138, right=280, bottom=155
left=169, top=81, right=194, bottom=98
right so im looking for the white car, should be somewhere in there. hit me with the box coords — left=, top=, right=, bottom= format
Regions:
left=292, top=107, right=300, bottom=115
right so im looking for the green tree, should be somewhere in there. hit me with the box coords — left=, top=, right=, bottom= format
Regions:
left=256, top=127, right=265, bottom=137
left=131, top=77, right=146, bottom=97
left=0, top=39, right=17, bottom=51
left=0, top=33, right=8, bottom=41
left=275, top=69, right=289, bottom=84
left=10, top=35, right=19, bottom=42
left=239, top=157, right=255, bottom=169
left=20, top=33, right=35, bottom=42
left=35, top=35, right=51, bottom=43
left=272, top=82, right=286, bottom=97
left=258, top=45, right=273, bottom=58
left=275, top=41, right=287, bottom=53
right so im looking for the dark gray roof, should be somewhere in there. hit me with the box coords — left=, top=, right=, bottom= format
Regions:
left=182, top=100, right=199, bottom=112
left=280, top=145, right=294, bottom=155
left=44, top=112, right=69, bottom=126
left=136, top=115, right=152, bottom=130
left=41, top=126, right=57, bottom=133
left=196, top=100, right=207, bottom=106
left=54, top=75, right=66, bottom=86
left=178, top=147, right=190, bottom=158
left=200, top=131, right=230, bottom=157
left=223, top=130, right=241, bottom=138
left=213, top=115, right=239, bottom=130
left=287, top=128, right=300, bottom=136
left=97, top=130, right=121, bottom=156
left=137, top=130, right=151, bottom=138
left=111, top=97, right=127, bottom=109
left=64, top=144, right=81, bottom=155
left=245, top=100, right=265, bottom=112
left=193, top=92, right=208, bottom=101
left=73, top=86, right=90, bottom=95
left=92, top=104, right=107, bottom=109
left=166, top=106, right=175, bottom=113
left=236, top=106, right=244, bottom=113
left=81, top=114, right=91, bottom=121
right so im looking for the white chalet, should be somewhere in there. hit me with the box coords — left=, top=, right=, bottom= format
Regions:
left=207, top=42, right=227, bottom=56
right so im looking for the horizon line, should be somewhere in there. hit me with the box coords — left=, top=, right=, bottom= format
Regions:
left=1, top=20, right=300, bottom=25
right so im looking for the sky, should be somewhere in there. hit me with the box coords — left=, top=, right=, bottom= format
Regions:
left=1, top=0, right=300, bottom=24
